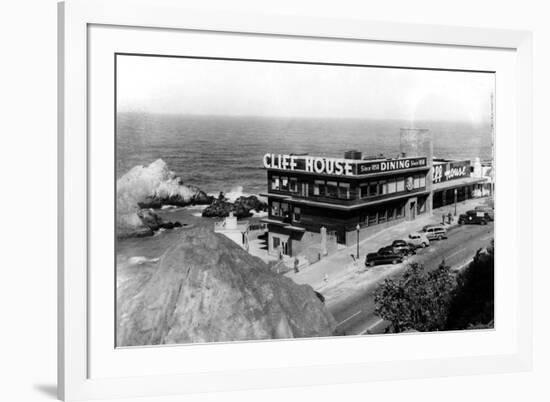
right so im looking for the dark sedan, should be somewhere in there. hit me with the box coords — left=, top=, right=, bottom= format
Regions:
left=365, top=247, right=404, bottom=267
left=390, top=240, right=417, bottom=256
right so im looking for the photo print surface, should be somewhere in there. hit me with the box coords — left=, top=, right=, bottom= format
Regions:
left=115, top=54, right=495, bottom=347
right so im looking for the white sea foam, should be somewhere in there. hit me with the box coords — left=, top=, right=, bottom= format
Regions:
left=117, top=159, right=196, bottom=230
left=127, top=256, right=160, bottom=265
left=160, top=205, right=178, bottom=210
left=224, top=186, right=250, bottom=202
left=186, top=204, right=208, bottom=211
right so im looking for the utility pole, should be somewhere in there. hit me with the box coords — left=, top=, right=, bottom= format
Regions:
left=356, top=223, right=360, bottom=259
left=454, top=188, right=458, bottom=216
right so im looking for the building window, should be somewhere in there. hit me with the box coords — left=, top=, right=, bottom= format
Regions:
left=396, top=177, right=405, bottom=192
left=368, top=211, right=378, bottom=225
left=387, top=179, right=397, bottom=194
left=379, top=180, right=387, bottom=195
left=387, top=206, right=395, bottom=221
left=271, top=201, right=280, bottom=216
left=368, top=181, right=378, bottom=197
left=338, top=182, right=350, bottom=199
left=360, top=184, right=369, bottom=198
left=378, top=207, right=387, bottom=223
left=281, top=176, right=289, bottom=191
left=419, top=175, right=426, bottom=188
left=289, top=177, right=298, bottom=192
left=326, top=181, right=338, bottom=198
left=413, top=175, right=420, bottom=189
left=280, top=202, right=289, bottom=218
left=314, top=180, right=325, bottom=196
left=273, top=236, right=281, bottom=250
left=293, top=207, right=301, bottom=222
left=396, top=204, right=404, bottom=218
left=271, top=176, right=280, bottom=191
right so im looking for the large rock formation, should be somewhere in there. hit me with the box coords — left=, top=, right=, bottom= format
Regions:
left=117, top=227, right=336, bottom=346
left=116, top=159, right=213, bottom=238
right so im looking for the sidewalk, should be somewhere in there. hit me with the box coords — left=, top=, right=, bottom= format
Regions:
left=286, top=197, right=492, bottom=302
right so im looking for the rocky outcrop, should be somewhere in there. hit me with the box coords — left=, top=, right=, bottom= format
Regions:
left=117, top=227, right=336, bottom=346
left=117, top=159, right=213, bottom=237
left=138, top=188, right=214, bottom=209
left=118, top=209, right=183, bottom=239
left=202, top=194, right=267, bottom=219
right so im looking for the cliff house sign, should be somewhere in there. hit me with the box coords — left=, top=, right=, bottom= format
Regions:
left=263, top=153, right=427, bottom=177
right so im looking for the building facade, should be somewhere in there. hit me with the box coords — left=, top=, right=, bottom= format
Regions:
left=431, top=158, right=490, bottom=209
left=261, top=152, right=432, bottom=259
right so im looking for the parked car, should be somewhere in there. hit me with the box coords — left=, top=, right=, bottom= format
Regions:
left=390, top=239, right=417, bottom=256
left=423, top=225, right=448, bottom=240
left=407, top=232, right=430, bottom=248
left=474, top=205, right=494, bottom=221
left=458, top=210, right=489, bottom=225
left=422, top=224, right=440, bottom=232
left=365, top=248, right=404, bottom=267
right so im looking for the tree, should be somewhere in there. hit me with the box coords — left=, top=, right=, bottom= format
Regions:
left=445, top=241, right=494, bottom=330
left=374, top=262, right=456, bottom=333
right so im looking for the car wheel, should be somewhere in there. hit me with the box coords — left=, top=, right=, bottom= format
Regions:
left=422, top=242, right=427, bottom=248
left=369, top=261, right=375, bottom=267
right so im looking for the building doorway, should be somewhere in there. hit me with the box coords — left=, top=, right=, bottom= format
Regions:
left=281, top=240, right=289, bottom=256
left=408, top=200, right=416, bottom=221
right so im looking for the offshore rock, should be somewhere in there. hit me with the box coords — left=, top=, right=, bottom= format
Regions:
left=117, top=227, right=336, bottom=346
left=117, top=209, right=182, bottom=239
left=202, top=195, right=267, bottom=219
left=138, top=189, right=214, bottom=209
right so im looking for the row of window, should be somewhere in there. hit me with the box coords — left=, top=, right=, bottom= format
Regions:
left=270, top=199, right=427, bottom=227
left=359, top=174, right=426, bottom=198
left=313, top=180, right=350, bottom=199
left=270, top=174, right=427, bottom=200
left=271, top=176, right=299, bottom=193
left=359, top=203, right=405, bottom=226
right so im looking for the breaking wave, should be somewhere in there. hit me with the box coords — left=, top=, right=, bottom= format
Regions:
left=117, top=159, right=197, bottom=230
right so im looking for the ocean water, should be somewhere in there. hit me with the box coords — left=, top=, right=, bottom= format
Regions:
left=116, top=113, right=493, bottom=196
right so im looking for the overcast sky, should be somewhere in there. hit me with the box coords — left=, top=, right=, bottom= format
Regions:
left=117, top=55, right=494, bottom=124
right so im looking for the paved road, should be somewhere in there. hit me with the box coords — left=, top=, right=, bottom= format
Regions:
left=329, top=222, right=494, bottom=336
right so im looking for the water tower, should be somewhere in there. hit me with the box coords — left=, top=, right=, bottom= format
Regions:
left=400, top=128, right=434, bottom=215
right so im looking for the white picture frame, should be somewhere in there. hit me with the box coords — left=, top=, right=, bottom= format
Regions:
left=58, top=0, right=533, bottom=400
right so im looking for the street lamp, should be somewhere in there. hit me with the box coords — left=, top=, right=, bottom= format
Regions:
left=356, top=223, right=360, bottom=259
left=454, top=188, right=458, bottom=216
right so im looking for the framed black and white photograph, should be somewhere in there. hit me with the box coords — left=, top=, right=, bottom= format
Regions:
left=58, top=0, right=533, bottom=400
left=115, top=54, right=496, bottom=346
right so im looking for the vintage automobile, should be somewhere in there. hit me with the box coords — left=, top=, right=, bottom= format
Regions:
left=458, top=210, right=489, bottom=225
left=407, top=232, right=430, bottom=248
left=474, top=205, right=494, bottom=221
left=365, top=247, right=405, bottom=267
left=390, top=239, right=417, bottom=256
left=423, top=225, right=448, bottom=240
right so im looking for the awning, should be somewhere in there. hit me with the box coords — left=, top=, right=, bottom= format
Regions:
left=286, top=190, right=431, bottom=211
left=432, top=177, right=488, bottom=192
